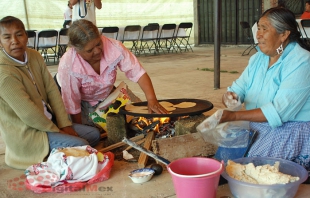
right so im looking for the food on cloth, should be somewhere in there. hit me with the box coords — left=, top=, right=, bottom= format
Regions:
left=150, top=163, right=163, bottom=175
left=97, top=152, right=105, bottom=162
left=60, top=147, right=90, bottom=157
left=25, top=146, right=113, bottom=189
left=226, top=160, right=300, bottom=185
left=173, top=102, right=196, bottom=108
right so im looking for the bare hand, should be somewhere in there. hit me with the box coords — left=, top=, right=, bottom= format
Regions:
left=148, top=100, right=169, bottom=114
left=59, top=126, right=79, bottom=137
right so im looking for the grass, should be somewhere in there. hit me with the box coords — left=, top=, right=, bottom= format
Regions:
left=197, top=68, right=239, bottom=74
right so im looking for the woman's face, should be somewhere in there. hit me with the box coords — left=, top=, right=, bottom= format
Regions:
left=0, top=24, right=27, bottom=61
left=77, top=37, right=103, bottom=64
left=256, top=16, right=286, bottom=57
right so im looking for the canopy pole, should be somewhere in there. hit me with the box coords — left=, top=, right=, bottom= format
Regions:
left=23, top=0, right=30, bottom=30
left=214, top=0, right=221, bottom=90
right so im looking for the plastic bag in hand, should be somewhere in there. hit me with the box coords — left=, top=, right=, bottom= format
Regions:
left=196, top=110, right=250, bottom=148
left=223, top=92, right=242, bottom=111
left=196, top=109, right=223, bottom=133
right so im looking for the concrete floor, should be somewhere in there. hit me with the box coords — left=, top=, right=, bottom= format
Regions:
left=0, top=46, right=309, bottom=198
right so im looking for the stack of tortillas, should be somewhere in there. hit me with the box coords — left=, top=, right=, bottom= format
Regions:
left=124, top=101, right=196, bottom=114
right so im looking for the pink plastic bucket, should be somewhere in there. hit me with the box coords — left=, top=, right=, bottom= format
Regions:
left=167, top=157, right=223, bottom=198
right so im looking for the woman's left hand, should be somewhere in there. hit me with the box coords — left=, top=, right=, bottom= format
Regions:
left=148, top=100, right=169, bottom=114
left=60, top=126, right=79, bottom=137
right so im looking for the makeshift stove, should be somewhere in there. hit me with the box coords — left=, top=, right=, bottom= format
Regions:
left=102, top=98, right=217, bottom=167
left=119, top=98, right=213, bottom=138
left=128, top=116, right=176, bottom=139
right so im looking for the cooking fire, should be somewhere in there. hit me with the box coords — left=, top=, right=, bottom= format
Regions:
left=128, top=116, right=177, bottom=138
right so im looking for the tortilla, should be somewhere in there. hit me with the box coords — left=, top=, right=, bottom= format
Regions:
left=173, top=102, right=196, bottom=108
left=130, top=108, right=149, bottom=114
left=61, top=148, right=90, bottom=157
left=159, top=101, right=174, bottom=108
left=125, top=104, right=148, bottom=112
left=164, top=106, right=176, bottom=111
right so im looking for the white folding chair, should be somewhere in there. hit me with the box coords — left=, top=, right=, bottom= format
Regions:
left=121, top=25, right=141, bottom=55
left=36, top=29, right=58, bottom=64
left=301, top=19, right=310, bottom=46
left=26, top=30, right=36, bottom=49
left=240, top=21, right=257, bottom=56
left=139, top=24, right=159, bottom=55
left=101, top=26, right=119, bottom=40
left=157, top=23, right=177, bottom=54
left=58, top=28, right=69, bottom=59
left=175, top=22, right=193, bottom=52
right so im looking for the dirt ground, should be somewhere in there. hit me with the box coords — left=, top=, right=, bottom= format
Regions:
left=1, top=45, right=309, bottom=198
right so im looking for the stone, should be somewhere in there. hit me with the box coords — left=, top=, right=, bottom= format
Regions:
left=174, top=114, right=207, bottom=136
left=106, top=113, right=127, bottom=144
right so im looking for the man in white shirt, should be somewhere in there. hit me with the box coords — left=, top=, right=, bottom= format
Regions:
left=63, top=1, right=73, bottom=28
left=70, top=0, right=102, bottom=25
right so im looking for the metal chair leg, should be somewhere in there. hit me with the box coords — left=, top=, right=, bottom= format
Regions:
left=242, top=44, right=257, bottom=56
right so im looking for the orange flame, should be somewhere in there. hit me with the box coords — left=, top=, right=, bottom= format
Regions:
left=134, top=117, right=170, bottom=133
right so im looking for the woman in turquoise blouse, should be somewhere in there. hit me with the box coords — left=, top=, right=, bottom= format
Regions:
left=220, top=7, right=310, bottom=172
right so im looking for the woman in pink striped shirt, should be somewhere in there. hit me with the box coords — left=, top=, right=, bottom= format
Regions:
left=57, top=19, right=168, bottom=128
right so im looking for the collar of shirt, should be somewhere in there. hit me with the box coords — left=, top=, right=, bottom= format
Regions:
left=3, top=49, right=28, bottom=65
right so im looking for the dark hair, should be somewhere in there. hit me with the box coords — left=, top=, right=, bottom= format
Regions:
left=260, top=7, right=310, bottom=51
left=68, top=19, right=100, bottom=51
left=0, top=16, right=26, bottom=34
left=306, top=1, right=310, bottom=5
left=277, top=0, right=286, bottom=8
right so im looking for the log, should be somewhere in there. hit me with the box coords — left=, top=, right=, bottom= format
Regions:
left=151, top=132, right=217, bottom=162
left=122, top=136, right=170, bottom=166
left=100, top=133, right=107, bottom=139
left=138, top=131, right=155, bottom=168
left=98, top=134, right=144, bottom=153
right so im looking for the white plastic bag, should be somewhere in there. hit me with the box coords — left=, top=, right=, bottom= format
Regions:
left=196, top=110, right=250, bottom=148
left=222, top=92, right=242, bottom=111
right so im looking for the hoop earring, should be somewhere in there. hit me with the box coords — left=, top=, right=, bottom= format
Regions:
left=276, top=43, right=283, bottom=55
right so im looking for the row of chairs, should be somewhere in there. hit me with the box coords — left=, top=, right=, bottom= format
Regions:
left=26, top=22, right=193, bottom=64
left=26, top=28, right=68, bottom=64
left=100, top=22, right=193, bottom=55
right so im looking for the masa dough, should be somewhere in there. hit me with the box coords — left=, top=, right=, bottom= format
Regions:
left=226, top=160, right=299, bottom=185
